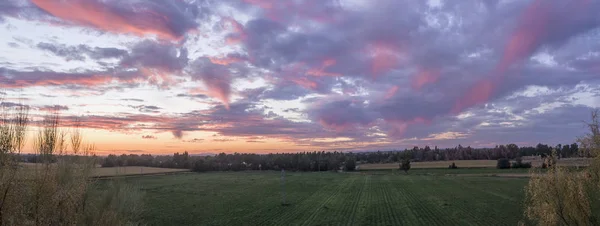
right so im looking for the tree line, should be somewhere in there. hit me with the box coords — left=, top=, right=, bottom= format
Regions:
left=95, top=142, right=583, bottom=172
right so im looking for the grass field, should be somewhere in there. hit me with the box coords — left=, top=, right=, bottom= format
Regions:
left=114, top=170, right=529, bottom=226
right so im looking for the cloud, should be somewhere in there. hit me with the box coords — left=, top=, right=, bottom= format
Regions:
left=36, top=42, right=127, bottom=61
left=128, top=105, right=161, bottom=113
left=2, top=0, right=600, bottom=151
left=310, top=98, right=375, bottom=132
left=176, top=93, right=208, bottom=99
left=0, top=67, right=142, bottom=88
left=142, top=135, right=157, bottom=139
left=172, top=130, right=184, bottom=139
left=121, top=98, right=144, bottom=102
left=0, top=101, right=27, bottom=108
left=120, top=40, right=188, bottom=72
left=38, top=105, right=69, bottom=112
left=454, top=0, right=600, bottom=113
left=188, top=57, right=233, bottom=109
left=184, top=138, right=204, bottom=143
left=31, top=0, right=199, bottom=40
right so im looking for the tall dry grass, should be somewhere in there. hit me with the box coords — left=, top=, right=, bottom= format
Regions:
left=523, top=110, right=600, bottom=226
left=0, top=100, right=143, bottom=226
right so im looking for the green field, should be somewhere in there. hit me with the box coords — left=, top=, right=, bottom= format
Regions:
left=115, top=170, right=529, bottom=226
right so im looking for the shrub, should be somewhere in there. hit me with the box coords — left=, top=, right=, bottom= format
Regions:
left=448, top=162, right=458, bottom=169
left=511, top=157, right=532, bottom=169
left=399, top=159, right=411, bottom=173
left=496, top=158, right=511, bottom=169
left=513, top=161, right=532, bottom=168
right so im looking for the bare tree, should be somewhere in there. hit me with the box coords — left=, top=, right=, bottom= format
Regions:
left=0, top=101, right=29, bottom=225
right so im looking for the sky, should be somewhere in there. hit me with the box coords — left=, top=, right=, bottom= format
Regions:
left=0, top=0, right=599, bottom=155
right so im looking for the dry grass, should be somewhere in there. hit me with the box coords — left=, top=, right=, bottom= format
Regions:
left=20, top=163, right=189, bottom=177
left=358, top=158, right=593, bottom=170
left=92, top=166, right=189, bottom=177
left=526, top=156, right=592, bottom=167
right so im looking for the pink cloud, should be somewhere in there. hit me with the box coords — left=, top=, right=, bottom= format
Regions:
left=452, top=0, right=595, bottom=114
left=223, top=17, right=247, bottom=45
left=209, top=56, right=245, bottom=66
left=411, top=68, right=440, bottom=90
left=290, top=77, right=318, bottom=90
left=0, top=69, right=142, bottom=88
left=191, top=76, right=231, bottom=110
left=367, top=41, right=402, bottom=78
left=452, top=79, right=495, bottom=114
left=384, top=86, right=400, bottom=100
left=31, top=0, right=194, bottom=40
left=306, top=58, right=342, bottom=77
left=242, top=0, right=337, bottom=23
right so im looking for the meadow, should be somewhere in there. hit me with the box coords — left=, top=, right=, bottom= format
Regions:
left=114, top=170, right=529, bottom=226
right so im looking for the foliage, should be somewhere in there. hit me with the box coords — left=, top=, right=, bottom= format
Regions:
left=523, top=110, right=600, bottom=226
left=496, top=158, right=511, bottom=169
left=400, top=158, right=411, bottom=173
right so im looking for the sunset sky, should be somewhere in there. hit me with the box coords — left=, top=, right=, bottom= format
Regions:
left=1, top=0, right=599, bottom=155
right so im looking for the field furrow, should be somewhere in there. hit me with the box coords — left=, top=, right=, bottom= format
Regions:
left=401, top=175, right=459, bottom=226
left=263, top=173, right=349, bottom=225
left=381, top=175, right=420, bottom=225
left=118, top=170, right=529, bottom=226
left=298, top=176, right=356, bottom=226
left=345, top=175, right=369, bottom=226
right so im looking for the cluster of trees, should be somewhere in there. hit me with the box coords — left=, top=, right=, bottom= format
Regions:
left=101, top=152, right=190, bottom=168
left=379, top=143, right=580, bottom=163
left=99, top=142, right=582, bottom=172
left=102, top=151, right=358, bottom=172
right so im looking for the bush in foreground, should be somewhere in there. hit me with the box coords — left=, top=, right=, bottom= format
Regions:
left=0, top=104, right=142, bottom=226
left=523, top=110, right=600, bottom=226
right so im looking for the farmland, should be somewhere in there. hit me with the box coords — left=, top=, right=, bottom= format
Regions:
left=19, top=163, right=190, bottom=177
left=358, top=157, right=592, bottom=170
left=92, top=166, right=189, bottom=177
left=115, top=170, right=529, bottom=226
